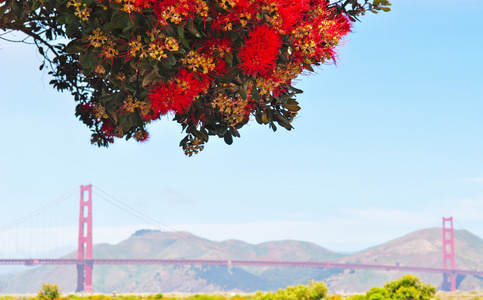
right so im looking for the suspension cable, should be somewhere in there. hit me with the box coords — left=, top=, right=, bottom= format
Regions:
left=93, top=187, right=174, bottom=232
left=0, top=187, right=78, bottom=234
left=93, top=186, right=227, bottom=252
left=93, top=191, right=171, bottom=232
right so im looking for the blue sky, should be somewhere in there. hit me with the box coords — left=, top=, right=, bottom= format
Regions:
left=1, top=0, right=482, bottom=259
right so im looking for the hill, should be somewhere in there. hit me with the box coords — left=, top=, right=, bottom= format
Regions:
left=325, top=228, right=483, bottom=292
left=0, top=230, right=344, bottom=293
left=0, top=228, right=482, bottom=294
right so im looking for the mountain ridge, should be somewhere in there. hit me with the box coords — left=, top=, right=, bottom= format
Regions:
left=0, top=228, right=482, bottom=293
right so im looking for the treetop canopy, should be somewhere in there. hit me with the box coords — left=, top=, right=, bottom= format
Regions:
left=0, top=0, right=390, bottom=155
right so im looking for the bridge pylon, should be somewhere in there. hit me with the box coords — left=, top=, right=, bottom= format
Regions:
left=442, top=217, right=456, bottom=292
left=76, top=184, right=93, bottom=293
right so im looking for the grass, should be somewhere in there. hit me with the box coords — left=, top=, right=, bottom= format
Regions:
left=1, top=291, right=483, bottom=300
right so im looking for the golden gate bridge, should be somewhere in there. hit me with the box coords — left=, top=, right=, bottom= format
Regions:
left=1, top=185, right=482, bottom=293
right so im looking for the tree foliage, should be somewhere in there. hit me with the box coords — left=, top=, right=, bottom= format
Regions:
left=0, top=0, right=390, bottom=155
left=346, top=275, right=437, bottom=300
left=256, top=280, right=328, bottom=300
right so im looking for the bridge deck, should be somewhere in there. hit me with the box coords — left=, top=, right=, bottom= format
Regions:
left=1, top=259, right=482, bottom=276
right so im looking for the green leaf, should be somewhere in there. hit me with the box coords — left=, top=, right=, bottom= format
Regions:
left=66, top=21, right=80, bottom=36
left=165, top=25, right=177, bottom=37
left=192, top=129, right=209, bottom=142
left=106, top=110, right=119, bottom=124
left=0, top=4, right=8, bottom=18
left=255, top=113, right=263, bottom=124
left=177, top=26, right=185, bottom=38
left=79, top=50, right=102, bottom=70
left=142, top=69, right=159, bottom=87
left=284, top=104, right=301, bottom=112
left=102, top=21, right=115, bottom=33
left=200, top=127, right=209, bottom=142
left=131, top=58, right=151, bottom=70
left=120, top=114, right=132, bottom=132
left=124, top=82, right=137, bottom=92
left=166, top=52, right=177, bottom=66
left=160, top=58, right=172, bottom=70
left=302, top=58, right=312, bottom=65
left=109, top=1, right=123, bottom=10
left=65, top=41, right=85, bottom=54
left=223, top=131, right=233, bottom=145
left=129, top=113, right=143, bottom=127
left=269, top=122, right=277, bottom=132
left=224, top=52, right=233, bottom=67
left=229, top=127, right=240, bottom=137
left=179, top=135, right=190, bottom=147
left=31, top=0, right=42, bottom=11
left=187, top=20, right=202, bottom=38
left=56, top=14, right=69, bottom=24
left=99, top=93, right=115, bottom=103
left=239, top=85, right=247, bottom=100
left=111, top=57, right=123, bottom=74
left=18, top=2, right=26, bottom=19
left=104, top=93, right=125, bottom=111
left=285, top=84, right=304, bottom=94
left=112, top=11, right=130, bottom=28
left=275, top=111, right=292, bottom=130
left=221, top=67, right=240, bottom=84
left=261, top=110, right=269, bottom=124
left=251, top=86, right=261, bottom=102
left=304, top=64, right=314, bottom=72
left=180, top=37, right=190, bottom=49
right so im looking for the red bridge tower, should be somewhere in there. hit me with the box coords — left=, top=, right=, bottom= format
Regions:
left=76, top=184, right=93, bottom=293
left=442, top=217, right=456, bottom=291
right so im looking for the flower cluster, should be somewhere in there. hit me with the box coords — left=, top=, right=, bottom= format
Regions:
left=63, top=0, right=352, bottom=154
left=238, top=24, right=281, bottom=78
left=149, top=68, right=210, bottom=116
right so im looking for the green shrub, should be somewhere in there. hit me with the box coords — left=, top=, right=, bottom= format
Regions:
left=384, top=275, right=436, bottom=300
left=189, top=295, right=217, bottom=300
left=345, top=275, right=436, bottom=300
left=366, top=287, right=389, bottom=300
left=256, top=281, right=328, bottom=300
left=38, top=283, right=61, bottom=300
left=154, top=294, right=164, bottom=300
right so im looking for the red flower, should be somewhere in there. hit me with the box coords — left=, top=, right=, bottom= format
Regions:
left=238, top=25, right=282, bottom=78
left=212, top=58, right=229, bottom=77
left=139, top=134, right=149, bottom=142
left=334, top=13, right=352, bottom=36
left=135, top=130, right=150, bottom=142
left=149, top=69, right=212, bottom=116
left=212, top=0, right=256, bottom=30
left=132, top=0, right=149, bottom=8
left=202, top=36, right=232, bottom=57
left=142, top=112, right=161, bottom=122
left=100, top=119, right=115, bottom=137
left=150, top=0, right=179, bottom=9
left=78, top=103, right=94, bottom=114
left=277, top=0, right=309, bottom=33
left=149, top=82, right=191, bottom=116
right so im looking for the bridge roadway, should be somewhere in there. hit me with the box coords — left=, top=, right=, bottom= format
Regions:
left=1, top=259, right=483, bottom=276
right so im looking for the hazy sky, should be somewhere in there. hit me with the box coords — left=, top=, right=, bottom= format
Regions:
left=1, top=1, right=482, bottom=259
